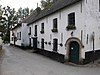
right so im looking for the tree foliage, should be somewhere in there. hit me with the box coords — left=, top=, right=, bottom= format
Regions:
left=0, top=5, right=33, bottom=42
left=40, top=0, right=53, bottom=9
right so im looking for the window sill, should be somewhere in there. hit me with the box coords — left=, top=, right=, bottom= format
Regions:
left=28, top=33, right=31, bottom=35
left=66, top=25, right=76, bottom=31
left=51, top=28, right=58, bottom=32
left=34, top=35, right=37, bottom=36
left=40, top=31, right=44, bottom=34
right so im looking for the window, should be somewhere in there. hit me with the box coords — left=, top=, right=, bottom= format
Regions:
left=40, top=23, right=44, bottom=34
left=53, top=39, right=58, bottom=52
left=68, top=13, right=75, bottom=25
left=17, top=32, right=21, bottom=40
left=53, top=18, right=57, bottom=29
left=28, top=27, right=31, bottom=35
left=34, top=25, right=37, bottom=36
left=12, top=37, right=14, bottom=41
left=19, top=32, right=21, bottom=40
left=51, top=18, right=58, bottom=32
left=66, top=12, right=76, bottom=30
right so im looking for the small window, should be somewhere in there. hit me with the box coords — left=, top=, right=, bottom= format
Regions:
left=68, top=13, right=75, bottom=25
left=66, top=12, right=76, bottom=30
left=53, top=18, right=57, bottom=29
left=40, top=23, right=44, bottom=34
left=34, top=25, right=37, bottom=36
left=19, top=32, right=21, bottom=40
left=53, top=39, right=58, bottom=52
left=51, top=18, right=58, bottom=32
left=28, top=27, right=31, bottom=35
left=12, top=37, right=13, bottom=41
left=17, top=32, right=21, bottom=40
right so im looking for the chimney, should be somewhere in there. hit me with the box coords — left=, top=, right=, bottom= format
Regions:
left=36, top=7, right=41, bottom=14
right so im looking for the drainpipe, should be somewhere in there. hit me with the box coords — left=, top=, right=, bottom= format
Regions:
left=92, top=32, right=95, bottom=63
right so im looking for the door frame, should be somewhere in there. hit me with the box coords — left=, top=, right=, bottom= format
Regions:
left=65, top=37, right=84, bottom=64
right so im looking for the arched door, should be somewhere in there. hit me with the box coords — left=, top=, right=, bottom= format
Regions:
left=69, top=41, right=79, bottom=64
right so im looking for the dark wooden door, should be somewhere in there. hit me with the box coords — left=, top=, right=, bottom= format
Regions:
left=41, top=39, right=44, bottom=49
left=33, top=38, right=37, bottom=49
left=69, top=41, right=79, bottom=64
left=53, top=39, right=58, bottom=52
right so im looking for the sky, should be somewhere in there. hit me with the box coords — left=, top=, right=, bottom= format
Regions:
left=0, top=0, right=41, bottom=10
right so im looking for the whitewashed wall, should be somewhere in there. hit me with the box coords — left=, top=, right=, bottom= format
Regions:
left=15, top=26, right=22, bottom=46
left=28, top=0, right=100, bottom=59
left=10, top=23, right=29, bottom=47
left=29, top=2, right=84, bottom=55
left=82, top=0, right=100, bottom=52
left=10, top=28, right=18, bottom=45
left=10, top=31, right=14, bottom=44
left=21, top=23, right=29, bottom=47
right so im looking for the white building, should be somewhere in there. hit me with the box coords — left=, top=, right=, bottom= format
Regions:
left=10, top=17, right=30, bottom=48
left=10, top=0, right=100, bottom=64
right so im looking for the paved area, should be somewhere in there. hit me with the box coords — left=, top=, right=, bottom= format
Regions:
left=0, top=44, right=100, bottom=75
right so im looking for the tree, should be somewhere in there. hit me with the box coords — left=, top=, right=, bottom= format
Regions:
left=40, top=0, right=53, bottom=9
left=16, top=7, right=33, bottom=23
left=0, top=5, right=33, bottom=42
left=0, top=5, right=6, bottom=35
left=1, top=6, right=18, bottom=42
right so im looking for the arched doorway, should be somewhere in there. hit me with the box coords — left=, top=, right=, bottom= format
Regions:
left=65, top=37, right=84, bottom=64
left=69, top=41, right=79, bottom=64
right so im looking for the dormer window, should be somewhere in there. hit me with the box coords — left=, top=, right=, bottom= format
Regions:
left=51, top=18, right=58, bottom=32
left=66, top=12, right=76, bottom=30
left=40, top=23, right=44, bottom=34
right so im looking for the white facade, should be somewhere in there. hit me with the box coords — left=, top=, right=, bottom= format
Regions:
left=10, top=0, right=100, bottom=64
left=27, top=0, right=100, bottom=63
left=10, top=23, right=29, bottom=47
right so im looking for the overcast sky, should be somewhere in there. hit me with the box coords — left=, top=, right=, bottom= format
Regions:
left=0, top=0, right=41, bottom=10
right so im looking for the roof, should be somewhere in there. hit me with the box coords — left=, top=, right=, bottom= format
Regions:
left=12, top=23, right=21, bottom=30
left=12, top=13, right=33, bottom=30
left=28, top=0, right=81, bottom=25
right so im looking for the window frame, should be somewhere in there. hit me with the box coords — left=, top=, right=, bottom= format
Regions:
left=53, top=18, right=58, bottom=29
left=66, top=12, right=76, bottom=30
left=40, top=23, right=44, bottom=34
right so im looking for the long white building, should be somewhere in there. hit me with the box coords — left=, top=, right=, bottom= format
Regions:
left=10, top=0, right=100, bottom=64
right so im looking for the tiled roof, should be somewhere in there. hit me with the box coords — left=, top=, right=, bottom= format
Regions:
left=28, top=0, right=81, bottom=25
